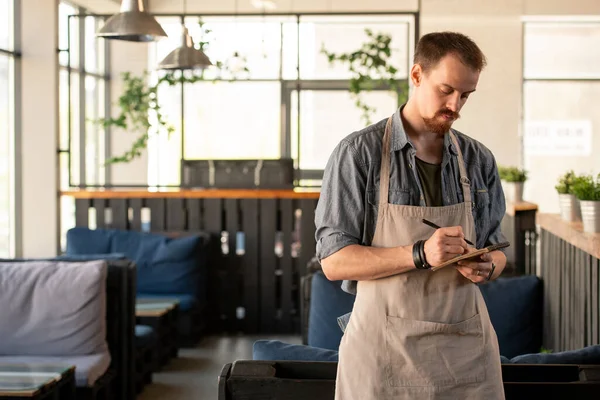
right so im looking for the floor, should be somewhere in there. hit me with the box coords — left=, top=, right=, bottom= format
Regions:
left=137, top=334, right=302, bottom=400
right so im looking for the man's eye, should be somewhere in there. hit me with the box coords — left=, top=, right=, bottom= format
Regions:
left=441, top=88, right=452, bottom=95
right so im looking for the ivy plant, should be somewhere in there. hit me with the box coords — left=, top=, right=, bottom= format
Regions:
left=98, top=21, right=249, bottom=164
left=321, top=29, right=408, bottom=125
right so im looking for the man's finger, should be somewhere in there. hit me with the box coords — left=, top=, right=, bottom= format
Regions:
left=440, top=226, right=464, bottom=238
left=444, top=237, right=469, bottom=248
left=445, top=245, right=467, bottom=255
left=480, top=253, right=493, bottom=262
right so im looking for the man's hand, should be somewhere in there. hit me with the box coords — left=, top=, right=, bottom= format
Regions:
left=455, top=248, right=494, bottom=283
left=423, top=226, right=469, bottom=268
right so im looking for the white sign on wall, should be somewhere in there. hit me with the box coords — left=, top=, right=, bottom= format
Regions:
left=524, top=120, right=592, bottom=156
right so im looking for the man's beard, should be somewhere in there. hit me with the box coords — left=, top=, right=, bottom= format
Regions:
left=422, top=109, right=460, bottom=135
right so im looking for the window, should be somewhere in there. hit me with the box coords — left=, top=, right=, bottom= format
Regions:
left=148, top=14, right=415, bottom=186
left=59, top=2, right=108, bottom=189
left=0, top=0, right=16, bottom=257
left=522, top=20, right=600, bottom=213
left=58, top=1, right=109, bottom=250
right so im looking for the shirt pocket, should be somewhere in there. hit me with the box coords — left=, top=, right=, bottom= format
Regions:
left=472, top=188, right=490, bottom=209
left=368, top=189, right=412, bottom=207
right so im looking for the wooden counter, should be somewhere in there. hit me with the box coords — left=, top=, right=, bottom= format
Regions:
left=60, top=189, right=320, bottom=199
left=505, top=201, right=538, bottom=216
left=537, top=213, right=600, bottom=260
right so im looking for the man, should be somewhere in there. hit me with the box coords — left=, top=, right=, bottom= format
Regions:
left=315, top=32, right=507, bottom=399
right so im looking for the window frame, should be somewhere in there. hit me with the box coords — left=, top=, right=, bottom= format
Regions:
left=59, top=2, right=111, bottom=189
left=0, top=0, right=20, bottom=257
left=61, top=11, right=418, bottom=188
left=521, top=18, right=600, bottom=166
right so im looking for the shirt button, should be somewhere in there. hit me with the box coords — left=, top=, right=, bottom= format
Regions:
left=409, top=163, right=413, bottom=169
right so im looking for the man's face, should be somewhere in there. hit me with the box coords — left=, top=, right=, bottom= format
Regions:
left=412, top=54, right=480, bottom=134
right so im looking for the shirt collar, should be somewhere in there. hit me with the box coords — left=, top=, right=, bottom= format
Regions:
left=390, top=106, right=458, bottom=156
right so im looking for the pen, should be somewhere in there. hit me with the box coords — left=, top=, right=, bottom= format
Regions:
left=421, top=219, right=475, bottom=246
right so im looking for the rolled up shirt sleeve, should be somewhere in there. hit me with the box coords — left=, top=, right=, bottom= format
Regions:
left=484, top=155, right=508, bottom=249
left=315, top=138, right=367, bottom=261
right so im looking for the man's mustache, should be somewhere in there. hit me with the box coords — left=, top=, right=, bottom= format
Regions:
left=437, top=109, right=460, bottom=119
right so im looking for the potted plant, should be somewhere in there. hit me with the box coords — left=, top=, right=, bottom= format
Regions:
left=499, top=166, right=528, bottom=203
left=571, top=173, right=600, bottom=233
left=555, top=170, right=581, bottom=222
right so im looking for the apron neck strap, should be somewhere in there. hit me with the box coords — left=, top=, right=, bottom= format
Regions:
left=378, top=116, right=394, bottom=207
left=448, top=131, right=472, bottom=204
left=379, top=116, right=473, bottom=206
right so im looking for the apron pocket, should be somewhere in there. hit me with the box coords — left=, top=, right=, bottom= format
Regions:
left=385, top=313, right=486, bottom=388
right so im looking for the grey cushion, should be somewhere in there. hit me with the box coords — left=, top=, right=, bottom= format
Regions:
left=0, top=351, right=111, bottom=387
left=0, top=260, right=108, bottom=356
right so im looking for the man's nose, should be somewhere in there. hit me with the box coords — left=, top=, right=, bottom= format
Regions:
left=446, top=94, right=461, bottom=113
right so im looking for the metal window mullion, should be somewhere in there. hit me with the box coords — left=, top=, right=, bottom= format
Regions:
left=0, top=48, right=19, bottom=56
left=78, top=9, right=86, bottom=188
left=295, top=14, right=301, bottom=181
left=279, top=20, right=287, bottom=159
left=103, top=20, right=111, bottom=186
left=12, top=0, right=22, bottom=257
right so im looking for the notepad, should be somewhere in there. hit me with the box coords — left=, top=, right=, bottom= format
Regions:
left=430, top=242, right=511, bottom=271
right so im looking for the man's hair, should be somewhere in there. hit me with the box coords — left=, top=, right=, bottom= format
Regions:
left=414, top=32, right=487, bottom=73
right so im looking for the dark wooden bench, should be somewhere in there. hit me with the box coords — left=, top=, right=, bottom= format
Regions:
left=218, top=361, right=600, bottom=400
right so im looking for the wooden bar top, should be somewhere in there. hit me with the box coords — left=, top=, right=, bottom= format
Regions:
left=537, top=213, right=600, bottom=260
left=61, top=188, right=321, bottom=200
left=505, top=201, right=538, bottom=216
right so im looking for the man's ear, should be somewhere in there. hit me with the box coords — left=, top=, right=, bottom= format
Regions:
left=411, top=64, right=422, bottom=87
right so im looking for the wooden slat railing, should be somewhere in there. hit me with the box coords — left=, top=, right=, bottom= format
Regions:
left=537, top=213, right=600, bottom=352
left=62, top=189, right=319, bottom=335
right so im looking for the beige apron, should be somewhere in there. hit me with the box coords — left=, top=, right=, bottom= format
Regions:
left=335, top=116, right=505, bottom=400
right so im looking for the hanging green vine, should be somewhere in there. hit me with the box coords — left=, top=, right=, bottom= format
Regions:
left=98, top=21, right=249, bottom=164
left=321, top=29, right=408, bottom=125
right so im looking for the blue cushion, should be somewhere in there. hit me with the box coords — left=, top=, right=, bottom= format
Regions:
left=479, top=275, right=543, bottom=358
left=503, top=345, right=600, bottom=365
left=53, top=253, right=127, bottom=261
left=67, top=227, right=208, bottom=296
left=308, top=271, right=355, bottom=351
left=135, top=325, right=156, bottom=348
left=67, top=228, right=113, bottom=254
left=253, top=340, right=338, bottom=362
left=137, top=293, right=197, bottom=312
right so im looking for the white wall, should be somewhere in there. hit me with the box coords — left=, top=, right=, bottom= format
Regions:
left=20, top=0, right=59, bottom=257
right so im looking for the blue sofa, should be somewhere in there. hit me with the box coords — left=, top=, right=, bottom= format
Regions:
left=254, top=271, right=600, bottom=365
left=66, top=227, right=210, bottom=345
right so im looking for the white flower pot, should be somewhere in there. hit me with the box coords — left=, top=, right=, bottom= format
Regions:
left=580, top=200, right=600, bottom=233
left=503, top=181, right=524, bottom=203
left=558, top=193, right=581, bottom=222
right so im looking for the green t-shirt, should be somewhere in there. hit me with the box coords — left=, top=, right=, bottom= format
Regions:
left=415, top=157, right=443, bottom=207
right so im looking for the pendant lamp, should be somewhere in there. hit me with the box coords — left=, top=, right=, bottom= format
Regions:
left=96, top=0, right=167, bottom=42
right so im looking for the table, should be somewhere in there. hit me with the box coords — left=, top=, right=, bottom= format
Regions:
left=0, top=363, right=75, bottom=400
left=135, top=299, right=180, bottom=368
